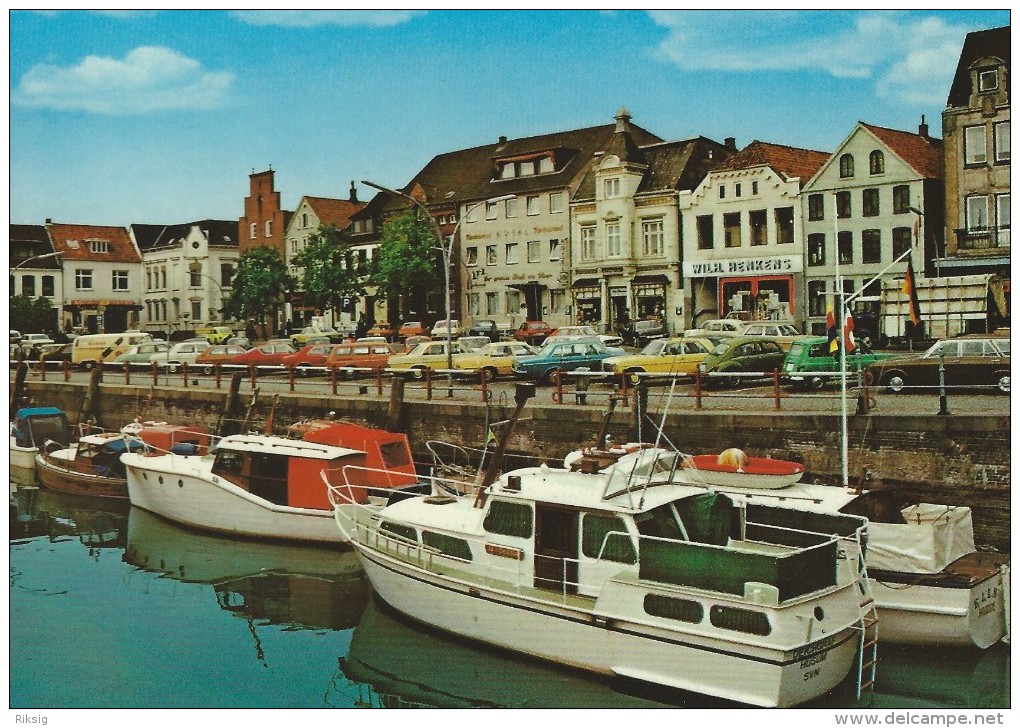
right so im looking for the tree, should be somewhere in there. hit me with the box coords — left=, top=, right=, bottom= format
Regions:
left=292, top=224, right=365, bottom=318
left=368, top=211, right=441, bottom=321
left=10, top=295, right=58, bottom=335
left=222, top=246, right=294, bottom=339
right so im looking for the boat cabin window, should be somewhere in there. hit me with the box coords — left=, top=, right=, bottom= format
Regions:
left=483, top=499, right=533, bottom=538
left=644, top=594, right=704, bottom=624
left=581, top=514, right=636, bottom=563
left=633, top=503, right=686, bottom=540
left=379, top=521, right=417, bottom=542
left=422, top=530, right=473, bottom=561
left=247, top=453, right=289, bottom=504
left=379, top=441, right=411, bottom=469
left=213, top=450, right=245, bottom=476
left=710, top=605, right=771, bottom=636
left=19, top=414, right=69, bottom=448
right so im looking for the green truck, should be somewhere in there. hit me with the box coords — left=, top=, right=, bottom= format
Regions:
left=782, top=336, right=904, bottom=390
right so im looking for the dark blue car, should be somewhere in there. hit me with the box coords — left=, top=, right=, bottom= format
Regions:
left=511, top=337, right=625, bottom=384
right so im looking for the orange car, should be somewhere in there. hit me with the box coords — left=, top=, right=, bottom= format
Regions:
left=366, top=322, right=395, bottom=341
left=280, top=343, right=341, bottom=374
left=193, top=343, right=249, bottom=375
left=325, top=341, right=400, bottom=378
left=397, top=321, right=428, bottom=340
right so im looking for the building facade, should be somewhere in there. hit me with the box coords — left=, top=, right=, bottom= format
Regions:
left=679, top=141, right=829, bottom=331
left=10, top=224, right=63, bottom=332
left=238, top=169, right=291, bottom=257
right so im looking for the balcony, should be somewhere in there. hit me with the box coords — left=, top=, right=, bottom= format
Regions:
left=954, top=226, right=1010, bottom=252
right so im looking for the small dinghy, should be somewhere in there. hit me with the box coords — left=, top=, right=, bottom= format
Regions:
left=683, top=448, right=805, bottom=490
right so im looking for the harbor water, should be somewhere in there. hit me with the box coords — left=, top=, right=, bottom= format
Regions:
left=9, top=476, right=1011, bottom=711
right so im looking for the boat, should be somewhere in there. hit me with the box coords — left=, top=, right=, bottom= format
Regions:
left=10, top=407, right=71, bottom=471
left=327, top=462, right=876, bottom=708
left=35, top=423, right=211, bottom=500
left=123, top=424, right=421, bottom=545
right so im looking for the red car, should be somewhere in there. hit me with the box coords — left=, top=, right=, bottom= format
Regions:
left=514, top=320, right=554, bottom=346
left=228, top=342, right=296, bottom=368
left=280, top=343, right=340, bottom=375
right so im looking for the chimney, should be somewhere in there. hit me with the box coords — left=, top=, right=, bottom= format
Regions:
left=614, top=106, right=632, bottom=133
left=349, top=181, right=358, bottom=203
left=498, top=135, right=507, bottom=145
left=724, top=137, right=737, bottom=151
left=918, top=115, right=929, bottom=138
left=45, top=218, right=52, bottom=225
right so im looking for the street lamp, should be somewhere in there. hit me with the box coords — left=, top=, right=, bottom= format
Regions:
left=362, top=180, right=513, bottom=371
left=10, top=251, right=62, bottom=273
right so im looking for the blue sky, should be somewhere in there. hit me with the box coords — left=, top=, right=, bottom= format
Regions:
left=8, top=9, right=1011, bottom=227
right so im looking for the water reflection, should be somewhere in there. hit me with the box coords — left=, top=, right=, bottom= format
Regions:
left=10, top=484, right=129, bottom=554
left=123, top=506, right=369, bottom=631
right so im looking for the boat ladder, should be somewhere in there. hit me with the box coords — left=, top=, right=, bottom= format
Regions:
left=853, top=553, right=879, bottom=701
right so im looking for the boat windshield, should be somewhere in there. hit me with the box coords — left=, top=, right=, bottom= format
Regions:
left=25, top=415, right=70, bottom=448
left=632, top=503, right=685, bottom=540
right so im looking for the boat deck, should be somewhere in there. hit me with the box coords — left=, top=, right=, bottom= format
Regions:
left=870, top=551, right=1009, bottom=588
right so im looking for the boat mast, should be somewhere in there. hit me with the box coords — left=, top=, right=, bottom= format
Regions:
left=834, top=193, right=849, bottom=488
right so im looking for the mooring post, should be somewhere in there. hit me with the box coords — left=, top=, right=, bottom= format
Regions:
left=217, top=372, right=244, bottom=438
left=77, top=365, right=104, bottom=427
left=10, top=361, right=28, bottom=416
left=386, top=373, right=406, bottom=432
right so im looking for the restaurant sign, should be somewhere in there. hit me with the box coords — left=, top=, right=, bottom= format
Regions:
left=684, top=255, right=803, bottom=277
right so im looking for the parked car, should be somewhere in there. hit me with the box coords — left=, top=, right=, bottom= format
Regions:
left=548, top=325, right=624, bottom=348
left=325, top=342, right=400, bottom=378
left=226, top=336, right=251, bottom=349
left=113, top=341, right=172, bottom=366
left=512, top=337, right=625, bottom=385
left=193, top=344, right=251, bottom=374
left=620, top=319, right=667, bottom=348
left=19, top=333, right=55, bottom=354
left=291, top=326, right=344, bottom=347
left=149, top=340, right=212, bottom=372
left=514, top=321, right=554, bottom=346
left=388, top=340, right=462, bottom=374
left=193, top=326, right=234, bottom=344
left=366, top=322, right=396, bottom=341
left=431, top=319, right=461, bottom=339
left=601, top=337, right=715, bottom=376
left=684, top=318, right=746, bottom=340
left=783, top=337, right=903, bottom=390
left=10, top=330, right=22, bottom=344
left=467, top=319, right=500, bottom=341
left=456, top=335, right=490, bottom=353
left=451, top=341, right=537, bottom=382
left=738, top=322, right=805, bottom=351
left=402, top=334, right=432, bottom=352
left=280, top=343, right=340, bottom=375
left=397, top=321, right=429, bottom=340
left=228, top=342, right=297, bottom=369
left=37, top=342, right=74, bottom=364
left=699, top=336, right=788, bottom=387
left=867, top=336, right=1010, bottom=395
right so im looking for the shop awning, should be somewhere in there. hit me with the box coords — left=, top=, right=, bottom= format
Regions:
left=65, top=299, right=143, bottom=309
left=571, top=278, right=599, bottom=289
left=632, top=274, right=670, bottom=285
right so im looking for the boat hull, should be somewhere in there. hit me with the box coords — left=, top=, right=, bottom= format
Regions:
left=10, top=441, right=37, bottom=471
left=35, top=452, right=128, bottom=499
left=125, top=456, right=343, bottom=545
left=354, top=545, right=860, bottom=709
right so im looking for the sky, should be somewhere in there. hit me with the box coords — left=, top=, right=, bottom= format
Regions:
left=7, top=8, right=1012, bottom=227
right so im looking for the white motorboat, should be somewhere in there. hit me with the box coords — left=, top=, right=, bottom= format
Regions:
left=10, top=406, right=71, bottom=471
left=327, top=462, right=876, bottom=708
left=124, top=424, right=421, bottom=545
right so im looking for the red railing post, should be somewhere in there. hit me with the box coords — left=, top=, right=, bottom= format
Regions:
left=620, top=371, right=629, bottom=407
left=288, top=365, right=295, bottom=392
left=151, top=361, right=158, bottom=386
left=376, top=368, right=383, bottom=396
left=773, top=368, right=781, bottom=410
left=63, top=360, right=70, bottom=381
left=555, top=369, right=563, bottom=405
left=249, top=365, right=256, bottom=389
left=214, top=364, right=221, bottom=389
left=425, top=368, right=432, bottom=400
left=331, top=366, right=338, bottom=395
left=124, top=362, right=129, bottom=385
left=479, top=369, right=487, bottom=402
left=182, top=362, right=189, bottom=388
left=694, top=368, right=703, bottom=410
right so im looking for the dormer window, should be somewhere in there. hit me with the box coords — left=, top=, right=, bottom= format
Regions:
left=87, top=239, right=109, bottom=254
left=604, top=178, right=621, bottom=199
left=978, top=67, right=999, bottom=93
left=494, top=152, right=556, bottom=180
left=538, top=157, right=553, bottom=173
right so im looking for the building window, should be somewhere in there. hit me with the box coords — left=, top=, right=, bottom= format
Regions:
left=892, top=227, right=912, bottom=259
left=88, top=239, right=109, bottom=254
left=485, top=201, right=498, bottom=220
left=75, top=269, right=93, bottom=290
left=580, top=226, right=596, bottom=260
left=836, top=191, right=851, bottom=219
left=41, top=275, right=54, bottom=297
left=734, top=183, right=742, bottom=198
left=837, top=231, right=853, bottom=264
left=642, top=219, right=664, bottom=256
left=808, top=233, right=826, bottom=266
left=505, top=243, right=519, bottom=265
left=869, top=150, right=885, bottom=175
left=486, top=245, right=498, bottom=265
left=468, top=293, right=481, bottom=317
left=723, top=212, right=741, bottom=248
left=808, top=193, right=824, bottom=221
left=146, top=269, right=152, bottom=290
left=549, top=239, right=561, bottom=261
left=549, top=289, right=564, bottom=313
left=749, top=209, right=767, bottom=246
left=775, top=207, right=794, bottom=244
left=549, top=191, right=564, bottom=214
left=966, top=196, right=990, bottom=231
left=893, top=185, right=911, bottom=214
left=111, top=270, right=129, bottom=291
left=604, top=178, right=621, bottom=199
left=21, top=276, right=35, bottom=297
left=191, top=301, right=202, bottom=320
left=466, top=205, right=478, bottom=223
left=160, top=267, right=166, bottom=288
left=505, top=198, right=517, bottom=218
left=526, top=196, right=540, bottom=216
left=696, top=215, right=714, bottom=250
left=486, top=292, right=498, bottom=316
left=978, top=67, right=999, bottom=92
left=808, top=279, right=827, bottom=317
left=862, top=188, right=880, bottom=217
left=718, top=184, right=726, bottom=199
left=505, top=290, right=521, bottom=315
left=538, top=156, right=553, bottom=174
left=995, top=122, right=1010, bottom=163
left=519, top=160, right=535, bottom=176
left=265, top=221, right=272, bottom=237
left=606, top=222, right=621, bottom=256
left=839, top=154, right=854, bottom=178
left=249, top=223, right=257, bottom=239
left=190, top=270, right=202, bottom=287
left=862, top=230, right=881, bottom=264
left=964, top=125, right=987, bottom=165
left=220, top=264, right=233, bottom=287
left=752, top=181, right=758, bottom=195
left=527, top=241, right=541, bottom=263
left=465, top=246, right=478, bottom=266
left=996, top=194, right=1010, bottom=245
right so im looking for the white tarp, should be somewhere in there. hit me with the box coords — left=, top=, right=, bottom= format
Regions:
left=866, top=503, right=976, bottom=574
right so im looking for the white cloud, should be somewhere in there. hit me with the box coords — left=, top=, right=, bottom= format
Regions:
left=648, top=10, right=970, bottom=105
left=230, top=10, right=426, bottom=28
left=12, top=46, right=236, bottom=114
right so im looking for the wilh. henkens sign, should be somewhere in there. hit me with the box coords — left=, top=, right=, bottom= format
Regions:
left=683, top=255, right=803, bottom=277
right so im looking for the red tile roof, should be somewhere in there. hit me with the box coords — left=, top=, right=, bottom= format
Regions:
left=47, top=223, right=140, bottom=263
left=304, top=197, right=366, bottom=228
left=861, top=123, right=943, bottom=179
left=712, top=140, right=830, bottom=186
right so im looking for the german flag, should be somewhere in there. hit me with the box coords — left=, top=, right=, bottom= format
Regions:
left=902, top=255, right=922, bottom=326
left=826, top=298, right=838, bottom=354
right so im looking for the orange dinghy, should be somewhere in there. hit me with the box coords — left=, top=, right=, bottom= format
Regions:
left=683, top=449, right=805, bottom=490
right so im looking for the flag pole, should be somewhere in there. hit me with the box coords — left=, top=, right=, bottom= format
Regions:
left=833, top=193, right=849, bottom=488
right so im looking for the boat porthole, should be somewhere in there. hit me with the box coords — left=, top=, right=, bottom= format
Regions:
left=178, top=480, right=184, bottom=488
left=814, top=606, right=825, bottom=621
left=158, top=476, right=164, bottom=485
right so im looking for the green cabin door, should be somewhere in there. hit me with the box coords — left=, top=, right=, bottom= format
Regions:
left=533, top=505, right=579, bottom=594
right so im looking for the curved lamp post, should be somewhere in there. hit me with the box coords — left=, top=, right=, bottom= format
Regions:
left=10, top=250, right=62, bottom=274
left=362, top=180, right=512, bottom=371
left=188, top=261, right=227, bottom=323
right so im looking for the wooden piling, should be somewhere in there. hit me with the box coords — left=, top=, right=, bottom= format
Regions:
left=77, top=365, right=104, bottom=426
left=10, top=361, right=28, bottom=417
left=386, top=373, right=406, bottom=432
left=217, top=372, right=244, bottom=437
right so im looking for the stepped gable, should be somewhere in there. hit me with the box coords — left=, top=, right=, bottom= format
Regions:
left=862, top=122, right=944, bottom=180
left=712, top=140, right=830, bottom=186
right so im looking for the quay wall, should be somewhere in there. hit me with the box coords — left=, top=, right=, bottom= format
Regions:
left=20, top=380, right=1011, bottom=553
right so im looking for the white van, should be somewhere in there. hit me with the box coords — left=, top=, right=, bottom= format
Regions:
left=72, top=332, right=153, bottom=370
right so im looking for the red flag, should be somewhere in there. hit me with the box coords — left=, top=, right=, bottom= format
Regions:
left=843, top=310, right=856, bottom=354
left=902, top=256, right=922, bottom=325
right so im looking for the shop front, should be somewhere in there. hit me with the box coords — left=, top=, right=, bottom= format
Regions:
left=571, top=278, right=601, bottom=326
left=65, top=300, right=141, bottom=334
left=631, top=274, right=669, bottom=321
left=683, top=254, right=803, bottom=328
